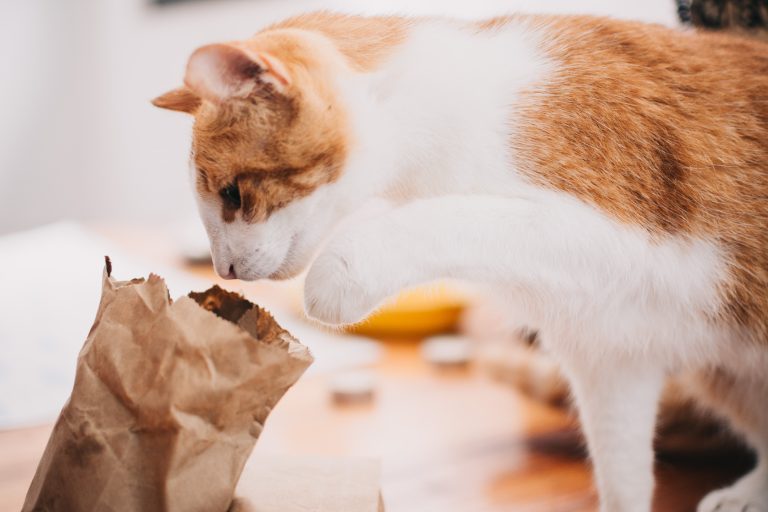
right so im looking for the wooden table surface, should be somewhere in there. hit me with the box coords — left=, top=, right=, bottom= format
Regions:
left=0, top=225, right=752, bottom=512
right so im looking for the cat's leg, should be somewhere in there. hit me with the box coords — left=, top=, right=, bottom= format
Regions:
left=304, top=193, right=671, bottom=512
left=303, top=192, right=714, bottom=329
left=303, top=194, right=520, bottom=324
left=564, top=362, right=665, bottom=512
left=694, top=368, right=768, bottom=512
left=304, top=194, right=550, bottom=325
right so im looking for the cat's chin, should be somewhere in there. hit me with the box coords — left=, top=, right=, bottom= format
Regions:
left=267, top=255, right=309, bottom=281
left=267, top=267, right=302, bottom=281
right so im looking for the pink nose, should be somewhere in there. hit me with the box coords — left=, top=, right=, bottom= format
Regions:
left=222, top=264, right=237, bottom=280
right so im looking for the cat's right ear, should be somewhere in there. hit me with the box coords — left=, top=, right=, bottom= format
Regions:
left=183, top=43, right=291, bottom=103
left=151, top=87, right=201, bottom=114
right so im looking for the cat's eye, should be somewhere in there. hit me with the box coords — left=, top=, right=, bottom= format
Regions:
left=219, top=183, right=241, bottom=209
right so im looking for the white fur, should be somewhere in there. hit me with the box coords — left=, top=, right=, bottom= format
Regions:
left=193, top=19, right=767, bottom=512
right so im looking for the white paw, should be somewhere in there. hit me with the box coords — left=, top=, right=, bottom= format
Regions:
left=697, top=481, right=768, bottom=512
left=303, top=248, right=382, bottom=326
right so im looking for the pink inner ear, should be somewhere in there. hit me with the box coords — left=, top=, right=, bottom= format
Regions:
left=184, top=44, right=261, bottom=102
left=184, top=43, right=290, bottom=102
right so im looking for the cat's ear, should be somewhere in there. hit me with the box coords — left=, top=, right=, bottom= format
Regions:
left=184, top=43, right=291, bottom=103
left=151, top=87, right=201, bottom=114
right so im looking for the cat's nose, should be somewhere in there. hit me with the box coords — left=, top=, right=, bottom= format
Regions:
left=222, top=264, right=237, bottom=280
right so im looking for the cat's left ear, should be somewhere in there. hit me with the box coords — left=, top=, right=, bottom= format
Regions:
left=151, top=87, right=201, bottom=114
left=184, top=43, right=291, bottom=103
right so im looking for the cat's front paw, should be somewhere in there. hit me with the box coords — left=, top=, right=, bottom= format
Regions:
left=303, top=247, right=382, bottom=325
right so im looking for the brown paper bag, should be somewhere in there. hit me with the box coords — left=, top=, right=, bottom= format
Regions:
left=23, top=259, right=313, bottom=512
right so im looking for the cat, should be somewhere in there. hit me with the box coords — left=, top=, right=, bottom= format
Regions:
left=153, top=12, right=768, bottom=512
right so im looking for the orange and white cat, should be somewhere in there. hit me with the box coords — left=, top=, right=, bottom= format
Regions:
left=154, top=12, right=768, bottom=512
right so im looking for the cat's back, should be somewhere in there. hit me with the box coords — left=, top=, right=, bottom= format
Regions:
left=265, top=11, right=414, bottom=72
left=529, top=14, right=768, bottom=71
left=511, top=15, right=768, bottom=340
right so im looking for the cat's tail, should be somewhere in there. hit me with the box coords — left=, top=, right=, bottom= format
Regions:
left=677, top=0, right=768, bottom=37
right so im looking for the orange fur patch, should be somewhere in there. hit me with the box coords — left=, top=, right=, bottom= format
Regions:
left=504, top=16, right=768, bottom=341
left=268, top=12, right=413, bottom=72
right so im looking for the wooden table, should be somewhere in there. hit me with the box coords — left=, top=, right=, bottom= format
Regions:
left=0, top=226, right=751, bottom=512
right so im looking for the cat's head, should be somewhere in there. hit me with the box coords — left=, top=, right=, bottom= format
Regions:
left=153, top=30, right=356, bottom=280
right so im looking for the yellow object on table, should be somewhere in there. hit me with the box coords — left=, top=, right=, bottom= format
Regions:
left=283, top=278, right=470, bottom=338
left=348, top=283, right=467, bottom=338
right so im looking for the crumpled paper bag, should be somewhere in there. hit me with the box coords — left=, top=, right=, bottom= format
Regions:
left=23, top=259, right=313, bottom=512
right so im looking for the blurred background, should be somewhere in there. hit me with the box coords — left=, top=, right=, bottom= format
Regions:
left=1, top=2, right=751, bottom=512
left=0, top=0, right=677, bottom=236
